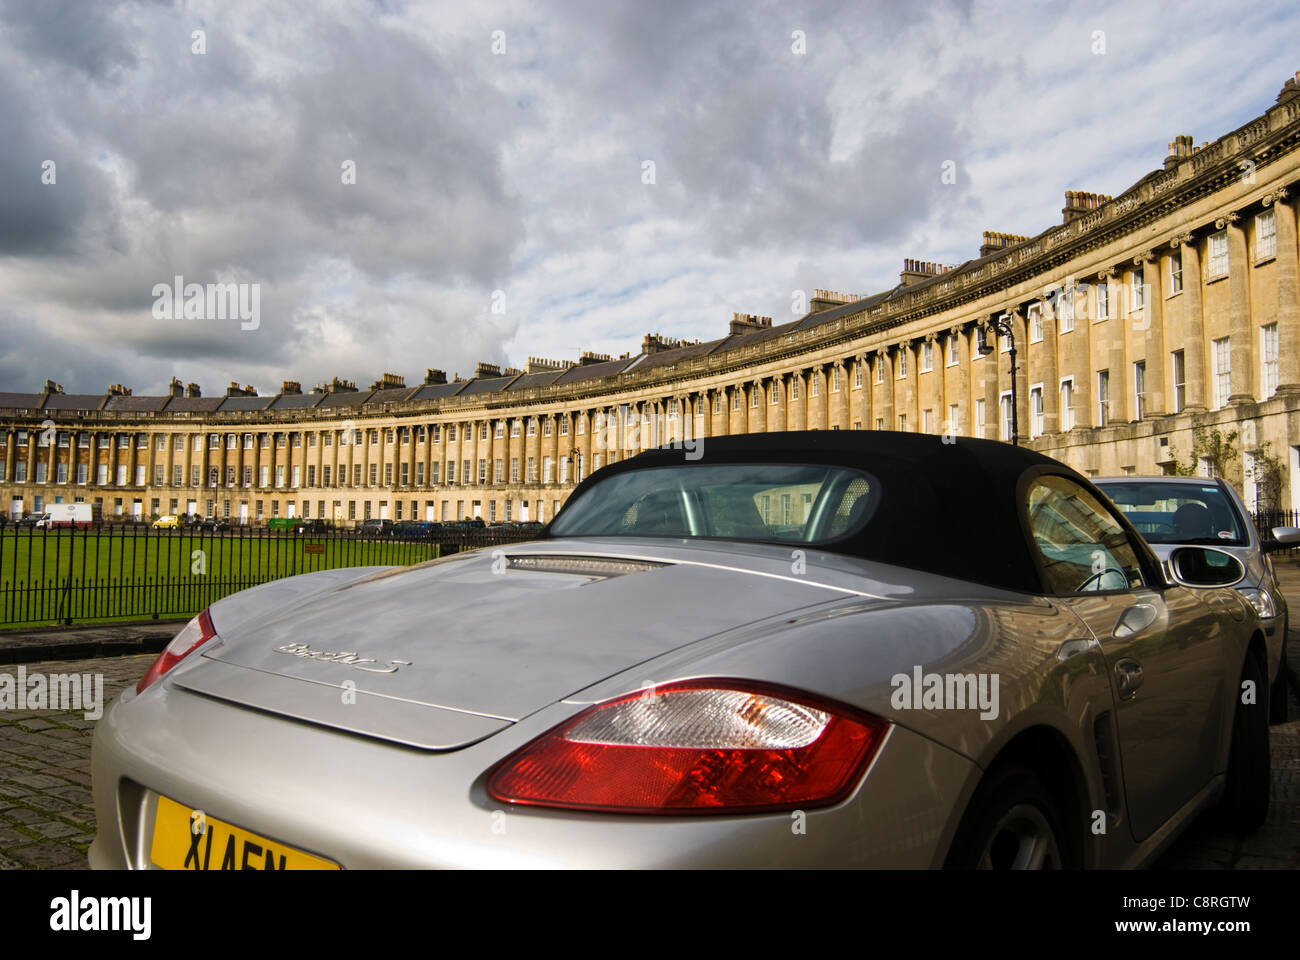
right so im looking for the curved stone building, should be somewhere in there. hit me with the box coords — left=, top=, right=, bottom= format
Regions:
left=5, top=72, right=1300, bottom=524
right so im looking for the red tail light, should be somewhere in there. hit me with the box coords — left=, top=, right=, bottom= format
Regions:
left=488, top=680, right=888, bottom=814
left=136, top=609, right=217, bottom=694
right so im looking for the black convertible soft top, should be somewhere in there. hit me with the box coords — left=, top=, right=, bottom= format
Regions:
left=548, top=430, right=1156, bottom=595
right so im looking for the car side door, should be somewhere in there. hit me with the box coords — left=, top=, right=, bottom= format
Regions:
left=1024, top=474, right=1226, bottom=842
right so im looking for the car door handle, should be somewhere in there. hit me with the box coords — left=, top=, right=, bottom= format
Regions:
left=1114, top=658, right=1143, bottom=700
left=1113, top=603, right=1157, bottom=639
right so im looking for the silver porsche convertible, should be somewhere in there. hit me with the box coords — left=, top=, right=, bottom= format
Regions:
left=90, top=431, right=1273, bottom=869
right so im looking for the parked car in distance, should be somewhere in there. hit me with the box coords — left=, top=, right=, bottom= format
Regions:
left=357, top=518, right=394, bottom=538
left=194, top=516, right=230, bottom=533
left=391, top=520, right=442, bottom=540
left=295, top=519, right=334, bottom=535
left=151, top=515, right=180, bottom=529
left=12, top=513, right=47, bottom=529
left=267, top=517, right=306, bottom=532
left=92, top=432, right=1275, bottom=870
left=1095, top=475, right=1300, bottom=724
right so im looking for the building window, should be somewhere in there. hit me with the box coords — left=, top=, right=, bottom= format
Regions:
left=447, top=425, right=456, bottom=442
left=999, top=319, right=1011, bottom=353
left=1059, top=379, right=1075, bottom=430
left=1029, top=306, right=1043, bottom=343
left=770, top=383, right=779, bottom=404
left=1207, top=230, right=1229, bottom=279
left=1261, top=323, right=1279, bottom=397
left=898, top=413, right=907, bottom=432
left=1133, top=360, right=1147, bottom=419
left=812, top=375, right=822, bottom=397
left=1169, top=251, right=1183, bottom=293
left=947, top=335, right=960, bottom=365
left=1097, top=370, right=1110, bottom=425
left=1256, top=209, right=1277, bottom=260
left=1212, top=337, right=1231, bottom=409
left=1096, top=283, right=1109, bottom=320
left=1171, top=350, right=1186, bottom=412
left=975, top=399, right=986, bottom=430
left=732, top=389, right=742, bottom=410
left=1029, top=385, right=1044, bottom=437
left=478, top=459, right=488, bottom=484
left=1059, top=288, right=1074, bottom=333
left=511, top=420, right=521, bottom=438
left=792, top=378, right=801, bottom=400
left=920, top=341, right=934, bottom=372
left=527, top=457, right=536, bottom=482
left=559, top=419, right=568, bottom=437
left=576, top=416, right=585, bottom=435
left=875, top=417, right=884, bottom=430
left=921, top=409, right=932, bottom=433
left=853, top=362, right=864, bottom=388
left=493, top=458, right=503, bottom=483
left=874, top=359, right=884, bottom=384
left=543, top=419, right=552, bottom=437
left=527, top=419, right=536, bottom=437
left=999, top=393, right=1013, bottom=442
left=751, top=386, right=760, bottom=407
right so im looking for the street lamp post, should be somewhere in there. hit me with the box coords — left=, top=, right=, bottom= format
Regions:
left=978, top=315, right=1019, bottom=446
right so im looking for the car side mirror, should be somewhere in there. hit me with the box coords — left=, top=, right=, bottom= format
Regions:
left=1265, top=525, right=1300, bottom=552
left=1166, top=546, right=1246, bottom=588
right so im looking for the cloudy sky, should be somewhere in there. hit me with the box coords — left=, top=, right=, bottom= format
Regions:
left=1, top=0, right=1298, bottom=396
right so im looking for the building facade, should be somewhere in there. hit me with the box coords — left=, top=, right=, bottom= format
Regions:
left=6, top=72, right=1300, bottom=523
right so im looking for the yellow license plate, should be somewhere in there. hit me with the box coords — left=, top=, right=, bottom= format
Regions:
left=150, top=795, right=339, bottom=870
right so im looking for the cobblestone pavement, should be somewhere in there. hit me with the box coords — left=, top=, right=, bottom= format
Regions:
left=2, top=581, right=1300, bottom=869
left=0, top=655, right=151, bottom=869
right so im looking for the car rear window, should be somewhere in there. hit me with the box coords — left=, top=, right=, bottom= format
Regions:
left=549, top=463, right=878, bottom=545
left=1096, top=481, right=1247, bottom=545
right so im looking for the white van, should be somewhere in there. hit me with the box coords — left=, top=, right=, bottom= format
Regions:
left=38, top=503, right=95, bottom=528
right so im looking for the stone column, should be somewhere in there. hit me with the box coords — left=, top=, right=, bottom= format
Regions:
left=1137, top=249, right=1165, bottom=416
left=1099, top=268, right=1127, bottom=423
left=1265, top=188, right=1300, bottom=393
left=1223, top=212, right=1254, bottom=403
left=1037, top=302, right=1059, bottom=435
left=980, top=323, right=999, bottom=440
left=950, top=327, right=970, bottom=435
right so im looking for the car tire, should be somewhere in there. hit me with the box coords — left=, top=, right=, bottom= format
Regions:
left=1220, top=653, right=1270, bottom=831
left=945, top=763, right=1075, bottom=869
left=1268, top=617, right=1289, bottom=725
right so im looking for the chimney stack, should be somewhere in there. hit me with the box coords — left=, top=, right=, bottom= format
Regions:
left=185, top=382, right=202, bottom=398
left=728, top=312, right=773, bottom=335
left=1061, top=191, right=1112, bottom=223
left=424, top=368, right=447, bottom=385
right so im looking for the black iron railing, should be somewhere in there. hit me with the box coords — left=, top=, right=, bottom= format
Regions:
left=1252, top=508, right=1300, bottom=558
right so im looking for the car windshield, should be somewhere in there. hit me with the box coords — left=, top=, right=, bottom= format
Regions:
left=1096, top=481, right=1248, bottom=545
left=549, top=463, right=878, bottom=544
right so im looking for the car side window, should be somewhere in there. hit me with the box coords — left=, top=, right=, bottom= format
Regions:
left=1026, top=475, right=1147, bottom=595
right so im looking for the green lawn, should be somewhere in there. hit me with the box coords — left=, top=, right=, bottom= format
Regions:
left=0, top=530, right=438, bottom=628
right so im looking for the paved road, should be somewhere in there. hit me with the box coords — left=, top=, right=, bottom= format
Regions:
left=1, top=576, right=1299, bottom=869
left=0, top=654, right=149, bottom=868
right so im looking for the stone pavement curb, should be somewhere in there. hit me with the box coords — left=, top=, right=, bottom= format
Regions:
left=0, top=620, right=187, bottom=665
